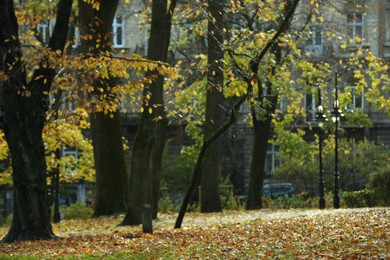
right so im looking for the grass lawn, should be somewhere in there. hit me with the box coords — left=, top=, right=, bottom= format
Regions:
left=0, top=207, right=388, bottom=259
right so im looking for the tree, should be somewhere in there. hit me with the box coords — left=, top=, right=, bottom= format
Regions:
left=246, top=0, right=299, bottom=210
left=0, top=0, right=72, bottom=242
left=175, top=0, right=299, bottom=228
left=121, top=0, right=177, bottom=225
left=78, top=0, right=128, bottom=216
left=200, top=0, right=225, bottom=213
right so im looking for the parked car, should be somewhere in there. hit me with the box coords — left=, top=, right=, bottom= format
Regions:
left=263, top=183, right=296, bottom=198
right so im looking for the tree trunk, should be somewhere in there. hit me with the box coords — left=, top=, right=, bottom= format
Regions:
left=77, top=0, right=128, bottom=216
left=0, top=0, right=72, bottom=242
left=91, top=110, right=127, bottom=215
left=246, top=114, right=273, bottom=210
left=51, top=148, right=61, bottom=223
left=200, top=0, right=225, bottom=213
left=121, top=0, right=176, bottom=225
left=246, top=1, right=297, bottom=210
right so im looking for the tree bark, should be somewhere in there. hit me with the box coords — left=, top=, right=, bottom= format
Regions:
left=121, top=0, right=176, bottom=225
left=200, top=0, right=225, bottom=213
left=0, top=0, right=72, bottom=242
left=246, top=85, right=278, bottom=210
left=78, top=0, right=128, bottom=216
left=91, top=110, right=127, bottom=215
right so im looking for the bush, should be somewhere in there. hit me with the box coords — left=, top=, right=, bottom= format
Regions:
left=261, top=192, right=335, bottom=209
left=60, top=202, right=93, bottom=220
left=159, top=196, right=176, bottom=213
left=222, top=194, right=246, bottom=211
left=366, top=167, right=390, bottom=206
left=0, top=214, right=12, bottom=227
left=342, top=190, right=376, bottom=208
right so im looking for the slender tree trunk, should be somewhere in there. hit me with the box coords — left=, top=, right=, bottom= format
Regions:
left=52, top=148, right=61, bottom=223
left=78, top=0, right=128, bottom=216
left=246, top=1, right=296, bottom=210
left=200, top=0, right=225, bottom=213
left=246, top=104, right=276, bottom=210
left=121, top=0, right=176, bottom=225
left=246, top=45, right=281, bottom=210
left=0, top=0, right=72, bottom=242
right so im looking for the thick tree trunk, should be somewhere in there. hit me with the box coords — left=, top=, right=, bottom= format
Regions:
left=121, top=0, right=175, bottom=225
left=91, top=110, right=127, bottom=215
left=77, top=0, right=128, bottom=216
left=200, top=0, right=225, bottom=213
left=0, top=0, right=72, bottom=242
left=2, top=92, right=56, bottom=242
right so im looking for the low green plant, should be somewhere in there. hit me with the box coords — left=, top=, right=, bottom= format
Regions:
left=158, top=196, right=176, bottom=213
left=187, top=201, right=200, bottom=212
left=60, top=202, right=93, bottom=220
left=0, top=214, right=12, bottom=227
left=262, top=192, right=336, bottom=209
left=221, top=194, right=246, bottom=211
left=342, top=190, right=376, bottom=208
left=366, top=166, right=390, bottom=206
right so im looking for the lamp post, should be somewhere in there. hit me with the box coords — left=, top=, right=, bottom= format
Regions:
left=331, top=72, right=344, bottom=209
left=315, top=86, right=327, bottom=209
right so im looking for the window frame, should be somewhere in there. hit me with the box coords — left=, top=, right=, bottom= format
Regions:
left=304, top=86, right=318, bottom=122
left=37, top=22, right=51, bottom=44
left=112, top=14, right=124, bottom=48
left=345, top=85, right=364, bottom=112
left=346, top=13, right=364, bottom=45
left=265, top=145, right=280, bottom=174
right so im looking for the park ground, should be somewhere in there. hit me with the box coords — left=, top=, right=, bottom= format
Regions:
left=0, top=207, right=388, bottom=259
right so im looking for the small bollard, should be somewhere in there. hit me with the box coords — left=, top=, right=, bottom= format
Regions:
left=142, top=204, right=153, bottom=234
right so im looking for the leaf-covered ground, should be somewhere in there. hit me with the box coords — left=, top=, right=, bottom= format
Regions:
left=0, top=208, right=388, bottom=259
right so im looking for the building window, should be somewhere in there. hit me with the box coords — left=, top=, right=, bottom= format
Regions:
left=347, top=13, right=363, bottom=44
left=112, top=15, right=124, bottom=48
left=37, top=22, right=51, bottom=44
left=62, top=146, right=78, bottom=175
left=62, top=91, right=76, bottom=111
left=278, top=96, right=285, bottom=111
left=385, top=1, right=390, bottom=56
left=304, top=89, right=317, bottom=122
left=144, top=27, right=149, bottom=56
left=308, top=26, right=323, bottom=46
left=265, top=145, right=280, bottom=174
left=305, top=25, right=323, bottom=56
left=345, top=86, right=364, bottom=112
left=72, top=27, right=80, bottom=48
left=386, top=2, right=390, bottom=43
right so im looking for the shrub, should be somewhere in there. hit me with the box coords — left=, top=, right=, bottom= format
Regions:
left=0, top=214, right=12, bottom=227
left=367, top=167, right=390, bottom=206
left=342, top=190, right=376, bottom=208
left=60, top=202, right=93, bottom=220
left=222, top=194, right=246, bottom=211
left=159, top=196, right=176, bottom=213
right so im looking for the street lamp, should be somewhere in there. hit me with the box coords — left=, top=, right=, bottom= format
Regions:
left=315, top=86, right=327, bottom=209
left=331, top=72, right=344, bottom=209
